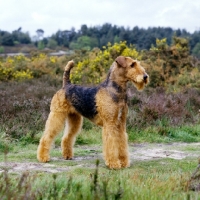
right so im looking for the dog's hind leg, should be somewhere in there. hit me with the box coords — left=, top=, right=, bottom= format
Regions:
left=37, top=111, right=67, bottom=162
left=37, top=90, right=68, bottom=162
left=61, top=113, right=83, bottom=160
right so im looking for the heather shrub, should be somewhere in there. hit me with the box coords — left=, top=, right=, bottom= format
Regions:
left=127, top=87, right=200, bottom=129
left=1, top=40, right=200, bottom=142
left=0, top=77, right=61, bottom=142
left=0, top=79, right=199, bottom=142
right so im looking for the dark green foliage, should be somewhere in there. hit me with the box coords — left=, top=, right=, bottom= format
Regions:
left=0, top=29, right=31, bottom=46
left=0, top=31, right=14, bottom=46
left=2, top=24, right=200, bottom=54
left=192, top=42, right=200, bottom=58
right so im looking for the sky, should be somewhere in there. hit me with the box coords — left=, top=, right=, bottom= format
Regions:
left=0, top=0, right=200, bottom=37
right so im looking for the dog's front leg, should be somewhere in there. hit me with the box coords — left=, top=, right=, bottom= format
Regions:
left=117, top=106, right=130, bottom=168
left=118, top=130, right=130, bottom=168
left=102, top=123, right=122, bottom=169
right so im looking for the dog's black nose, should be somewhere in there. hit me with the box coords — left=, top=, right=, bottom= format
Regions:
left=143, top=75, right=148, bottom=80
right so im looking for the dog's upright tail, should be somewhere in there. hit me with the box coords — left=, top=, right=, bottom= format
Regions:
left=62, top=60, right=74, bottom=88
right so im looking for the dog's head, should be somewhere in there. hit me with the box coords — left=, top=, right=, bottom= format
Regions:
left=115, top=56, right=149, bottom=91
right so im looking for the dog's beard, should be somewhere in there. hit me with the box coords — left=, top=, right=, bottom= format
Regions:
left=132, top=75, right=149, bottom=91
left=133, top=82, right=145, bottom=91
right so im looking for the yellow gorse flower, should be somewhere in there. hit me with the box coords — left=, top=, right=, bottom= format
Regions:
left=50, top=56, right=57, bottom=63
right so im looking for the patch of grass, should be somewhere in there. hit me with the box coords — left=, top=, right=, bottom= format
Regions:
left=53, top=126, right=102, bottom=147
left=128, top=124, right=200, bottom=143
left=0, top=140, right=13, bottom=153
left=1, top=134, right=200, bottom=199
left=0, top=146, right=37, bottom=162
left=0, top=158, right=199, bottom=199
left=76, top=127, right=102, bottom=145
left=182, top=146, right=200, bottom=152
left=82, top=118, right=94, bottom=130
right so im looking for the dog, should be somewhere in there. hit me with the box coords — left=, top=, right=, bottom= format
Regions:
left=37, top=56, right=149, bottom=169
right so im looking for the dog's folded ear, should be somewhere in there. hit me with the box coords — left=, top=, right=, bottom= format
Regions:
left=115, top=56, right=127, bottom=68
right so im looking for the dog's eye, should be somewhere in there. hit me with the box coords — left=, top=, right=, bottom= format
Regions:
left=130, top=63, right=135, bottom=68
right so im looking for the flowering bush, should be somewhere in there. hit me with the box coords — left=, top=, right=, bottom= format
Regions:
left=0, top=39, right=199, bottom=89
left=70, top=41, right=140, bottom=84
left=0, top=53, right=68, bottom=81
left=144, top=37, right=200, bottom=89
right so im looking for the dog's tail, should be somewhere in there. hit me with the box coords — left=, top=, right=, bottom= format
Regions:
left=62, top=60, right=74, bottom=88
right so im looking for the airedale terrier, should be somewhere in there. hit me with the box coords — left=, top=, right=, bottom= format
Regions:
left=37, top=56, right=149, bottom=169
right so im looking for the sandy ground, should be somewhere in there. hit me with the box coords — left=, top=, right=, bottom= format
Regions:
left=0, top=142, right=199, bottom=173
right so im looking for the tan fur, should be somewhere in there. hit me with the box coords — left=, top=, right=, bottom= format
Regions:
left=37, top=56, right=149, bottom=169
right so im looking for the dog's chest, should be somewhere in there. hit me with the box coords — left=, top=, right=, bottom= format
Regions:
left=65, top=85, right=99, bottom=119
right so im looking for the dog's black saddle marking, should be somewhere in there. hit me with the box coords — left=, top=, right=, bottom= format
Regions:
left=65, top=84, right=99, bottom=119
left=65, top=74, right=127, bottom=119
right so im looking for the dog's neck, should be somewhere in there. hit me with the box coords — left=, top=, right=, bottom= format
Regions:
left=101, top=65, right=127, bottom=104
left=107, top=63, right=127, bottom=90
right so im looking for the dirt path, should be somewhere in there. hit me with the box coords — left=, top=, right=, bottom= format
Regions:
left=0, top=142, right=199, bottom=173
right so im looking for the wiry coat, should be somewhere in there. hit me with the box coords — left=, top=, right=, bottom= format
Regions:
left=37, top=56, right=149, bottom=169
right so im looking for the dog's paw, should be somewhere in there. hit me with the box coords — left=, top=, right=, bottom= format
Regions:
left=120, top=161, right=130, bottom=168
left=106, top=160, right=122, bottom=169
left=37, top=154, right=50, bottom=163
left=62, top=149, right=73, bottom=160
left=63, top=156, right=73, bottom=160
left=119, top=156, right=130, bottom=168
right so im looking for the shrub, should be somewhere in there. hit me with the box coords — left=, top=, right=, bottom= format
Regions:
left=70, top=41, right=140, bottom=84
left=127, top=87, right=200, bottom=129
left=144, top=37, right=199, bottom=88
left=0, top=54, right=71, bottom=81
left=47, top=39, right=58, bottom=50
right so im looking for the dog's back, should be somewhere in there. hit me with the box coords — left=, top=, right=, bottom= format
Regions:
left=65, top=84, right=99, bottom=119
left=62, top=60, right=127, bottom=120
left=63, top=60, right=100, bottom=119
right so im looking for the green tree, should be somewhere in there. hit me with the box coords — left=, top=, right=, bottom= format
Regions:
left=69, top=36, right=98, bottom=50
left=192, top=42, right=200, bottom=58
left=0, top=31, right=14, bottom=46
left=114, top=36, right=120, bottom=43
left=18, top=32, right=31, bottom=44
left=80, top=24, right=88, bottom=35
left=36, top=29, right=44, bottom=40
left=38, top=41, right=45, bottom=50
left=47, top=39, right=58, bottom=49
left=12, top=28, right=31, bottom=44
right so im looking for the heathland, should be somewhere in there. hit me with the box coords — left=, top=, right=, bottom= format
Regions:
left=0, top=38, right=200, bottom=199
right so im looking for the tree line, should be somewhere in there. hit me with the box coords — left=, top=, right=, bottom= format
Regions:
left=0, top=23, right=200, bottom=57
